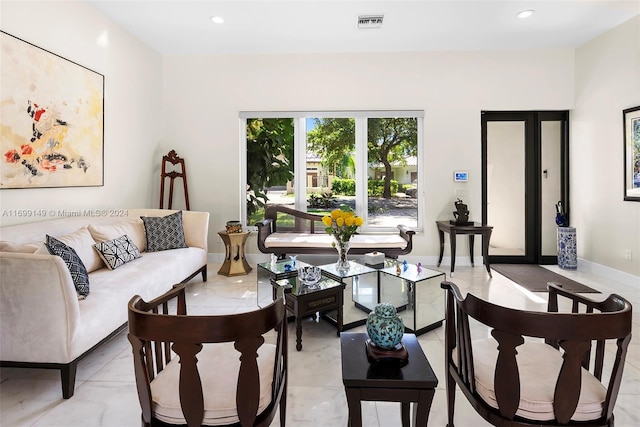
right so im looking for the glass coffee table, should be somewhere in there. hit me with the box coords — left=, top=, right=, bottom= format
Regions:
left=378, top=261, right=446, bottom=335
left=318, top=261, right=379, bottom=329
left=271, top=275, right=345, bottom=351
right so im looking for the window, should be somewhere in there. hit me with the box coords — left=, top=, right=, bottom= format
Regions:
left=242, top=111, right=423, bottom=232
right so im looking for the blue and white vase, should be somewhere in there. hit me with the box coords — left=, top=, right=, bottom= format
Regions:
left=557, top=226, right=577, bottom=270
left=366, top=303, right=404, bottom=350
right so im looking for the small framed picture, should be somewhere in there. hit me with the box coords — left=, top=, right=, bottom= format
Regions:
left=454, top=171, right=468, bottom=182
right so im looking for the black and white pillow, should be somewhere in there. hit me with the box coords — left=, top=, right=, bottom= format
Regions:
left=140, top=211, right=188, bottom=252
left=45, top=235, right=90, bottom=298
left=93, top=234, right=142, bottom=270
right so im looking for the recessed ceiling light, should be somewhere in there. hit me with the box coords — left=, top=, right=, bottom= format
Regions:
left=210, top=16, right=224, bottom=24
left=517, top=10, right=535, bottom=19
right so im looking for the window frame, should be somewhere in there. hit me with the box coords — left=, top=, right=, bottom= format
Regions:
left=240, top=110, right=424, bottom=232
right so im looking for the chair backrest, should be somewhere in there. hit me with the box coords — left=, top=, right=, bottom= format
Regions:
left=441, top=280, right=632, bottom=426
left=128, top=283, right=287, bottom=427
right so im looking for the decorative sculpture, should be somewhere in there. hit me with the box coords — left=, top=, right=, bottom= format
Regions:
left=452, top=198, right=471, bottom=225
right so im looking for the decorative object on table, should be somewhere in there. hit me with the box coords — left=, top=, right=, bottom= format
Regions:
left=623, top=105, right=640, bottom=202
left=322, top=207, right=364, bottom=273
left=402, top=260, right=408, bottom=272
left=225, top=220, right=243, bottom=233
left=284, top=264, right=292, bottom=272
left=1, top=31, right=104, bottom=189
left=289, top=255, right=297, bottom=269
left=270, top=253, right=277, bottom=269
left=298, top=266, right=322, bottom=287
left=451, top=198, right=472, bottom=225
left=364, top=251, right=385, bottom=268
left=554, top=201, right=568, bottom=226
left=365, top=303, right=408, bottom=365
left=417, top=262, right=422, bottom=273
left=557, top=226, right=577, bottom=270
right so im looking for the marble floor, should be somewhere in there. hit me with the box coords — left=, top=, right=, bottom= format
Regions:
left=1, top=261, right=638, bottom=426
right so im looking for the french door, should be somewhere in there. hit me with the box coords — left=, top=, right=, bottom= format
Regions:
left=481, top=111, right=569, bottom=265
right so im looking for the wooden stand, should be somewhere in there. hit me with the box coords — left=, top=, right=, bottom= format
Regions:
left=365, top=339, right=409, bottom=366
left=218, top=231, right=252, bottom=276
left=160, top=150, right=190, bottom=210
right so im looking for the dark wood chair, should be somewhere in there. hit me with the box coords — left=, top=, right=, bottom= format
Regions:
left=441, top=280, right=632, bottom=427
left=127, top=283, right=288, bottom=427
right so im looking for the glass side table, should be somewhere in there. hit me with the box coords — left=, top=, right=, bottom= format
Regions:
left=256, top=259, right=310, bottom=308
left=379, top=262, right=445, bottom=335
left=318, top=261, right=378, bottom=329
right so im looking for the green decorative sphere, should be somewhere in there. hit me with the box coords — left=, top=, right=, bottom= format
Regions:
left=366, top=303, right=404, bottom=350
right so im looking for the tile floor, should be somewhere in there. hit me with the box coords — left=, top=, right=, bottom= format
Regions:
left=1, top=261, right=638, bottom=426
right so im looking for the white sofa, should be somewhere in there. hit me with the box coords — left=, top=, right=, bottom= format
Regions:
left=0, top=208, right=209, bottom=398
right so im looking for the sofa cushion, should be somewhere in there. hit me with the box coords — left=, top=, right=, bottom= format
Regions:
left=264, top=232, right=408, bottom=249
left=88, top=219, right=146, bottom=252
left=150, top=342, right=275, bottom=425
left=93, top=235, right=142, bottom=270
left=53, top=227, right=104, bottom=273
left=141, top=211, right=188, bottom=252
left=45, top=235, right=90, bottom=298
left=456, top=339, right=606, bottom=422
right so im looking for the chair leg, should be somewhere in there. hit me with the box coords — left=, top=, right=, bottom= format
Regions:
left=446, top=370, right=456, bottom=427
left=279, top=389, right=287, bottom=426
left=201, top=265, right=208, bottom=282
left=61, top=361, right=78, bottom=399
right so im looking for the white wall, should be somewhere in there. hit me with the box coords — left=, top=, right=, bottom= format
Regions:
left=0, top=1, right=163, bottom=226
left=573, top=15, right=640, bottom=277
left=162, top=50, right=575, bottom=258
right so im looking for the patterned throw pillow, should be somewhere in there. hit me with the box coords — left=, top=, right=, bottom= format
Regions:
left=140, top=211, right=188, bottom=252
left=45, top=235, right=90, bottom=298
left=93, top=235, right=142, bottom=270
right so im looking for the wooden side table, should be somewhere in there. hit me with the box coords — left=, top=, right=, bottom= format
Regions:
left=341, top=332, right=438, bottom=427
left=436, top=220, right=493, bottom=277
left=217, top=231, right=252, bottom=276
left=272, top=276, right=345, bottom=351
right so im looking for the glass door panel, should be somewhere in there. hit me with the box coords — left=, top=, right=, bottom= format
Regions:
left=541, top=121, right=562, bottom=257
left=486, top=121, right=526, bottom=256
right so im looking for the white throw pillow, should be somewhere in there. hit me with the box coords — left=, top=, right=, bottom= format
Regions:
left=51, top=227, right=104, bottom=273
left=88, top=219, right=146, bottom=252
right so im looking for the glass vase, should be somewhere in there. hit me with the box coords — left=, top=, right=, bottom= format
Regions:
left=333, top=236, right=351, bottom=273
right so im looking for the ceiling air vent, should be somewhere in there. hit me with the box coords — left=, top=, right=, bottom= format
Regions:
left=357, top=15, right=384, bottom=29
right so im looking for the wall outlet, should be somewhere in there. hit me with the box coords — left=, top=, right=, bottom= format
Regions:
left=625, top=250, right=632, bottom=261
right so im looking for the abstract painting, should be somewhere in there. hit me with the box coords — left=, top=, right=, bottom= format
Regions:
left=1, top=31, right=104, bottom=189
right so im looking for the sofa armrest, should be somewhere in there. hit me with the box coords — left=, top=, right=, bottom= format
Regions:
left=255, top=218, right=274, bottom=254
left=0, top=252, right=80, bottom=364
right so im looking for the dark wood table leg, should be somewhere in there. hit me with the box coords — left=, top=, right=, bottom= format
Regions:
left=483, top=229, right=492, bottom=277
left=437, top=229, right=445, bottom=267
left=450, top=230, right=457, bottom=276
left=296, top=316, right=303, bottom=351
left=346, top=388, right=362, bottom=427
left=469, top=234, right=475, bottom=266
left=337, top=293, right=344, bottom=337
left=401, top=402, right=410, bottom=426
left=413, top=389, right=436, bottom=426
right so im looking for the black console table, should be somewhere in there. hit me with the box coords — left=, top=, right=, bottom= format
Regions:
left=436, top=221, right=493, bottom=277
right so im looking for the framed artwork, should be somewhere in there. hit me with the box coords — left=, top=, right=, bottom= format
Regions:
left=0, top=31, right=104, bottom=189
left=623, top=105, right=640, bottom=201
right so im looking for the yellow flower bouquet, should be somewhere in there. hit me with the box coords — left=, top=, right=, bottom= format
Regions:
left=322, top=207, right=364, bottom=242
left=322, top=207, right=363, bottom=272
